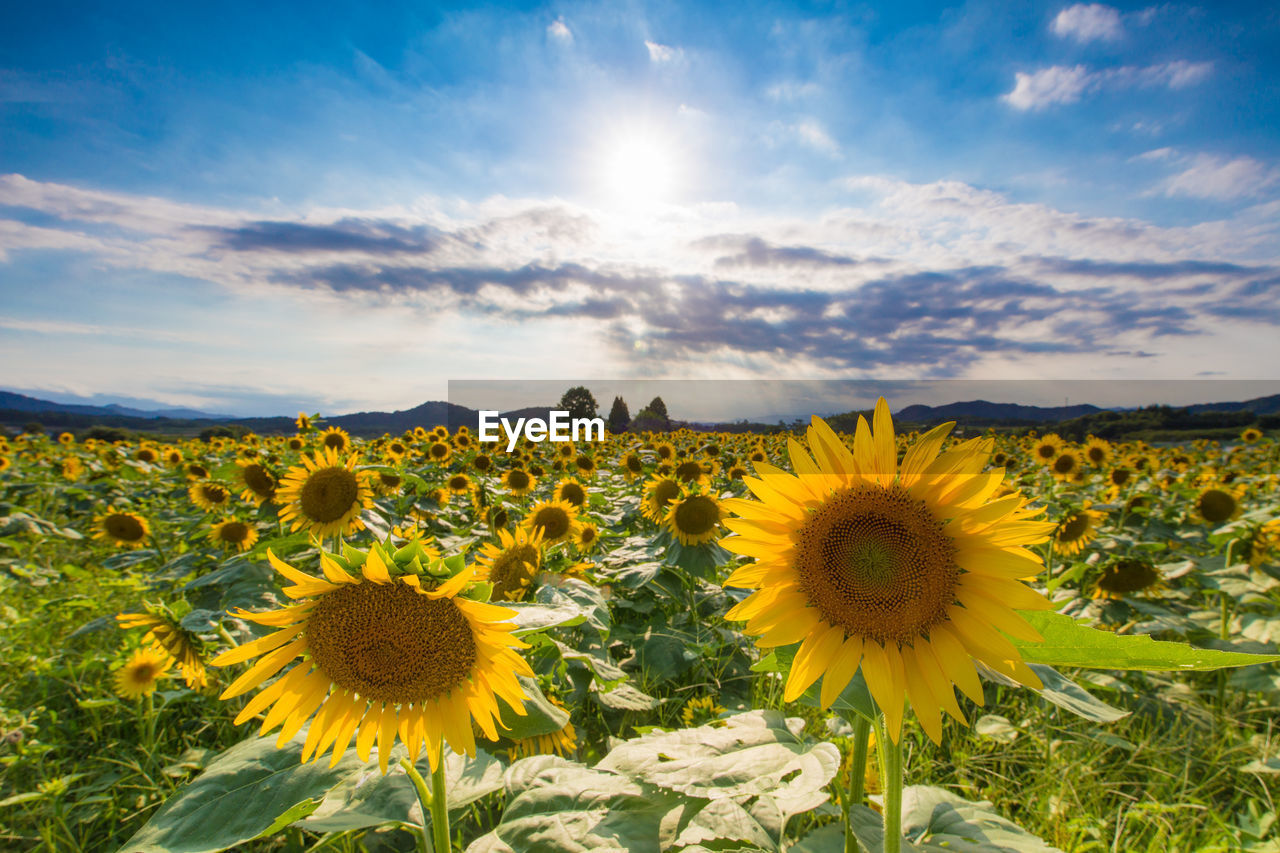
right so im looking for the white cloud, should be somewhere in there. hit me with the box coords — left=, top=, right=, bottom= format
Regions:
left=547, top=18, right=572, bottom=43
left=1003, top=61, right=1212, bottom=110
left=644, top=40, right=681, bottom=63
left=1051, top=4, right=1124, bottom=42
left=1159, top=154, right=1280, bottom=201
left=793, top=120, right=840, bottom=156
left=765, top=80, right=821, bottom=101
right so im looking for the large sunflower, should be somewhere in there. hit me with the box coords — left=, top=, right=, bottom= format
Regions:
left=211, top=545, right=533, bottom=774
left=723, top=399, right=1054, bottom=745
left=94, top=511, right=151, bottom=548
left=277, top=448, right=374, bottom=539
left=475, top=527, right=545, bottom=602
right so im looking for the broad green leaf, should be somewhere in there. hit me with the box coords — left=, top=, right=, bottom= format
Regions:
left=978, top=663, right=1129, bottom=723
left=466, top=761, right=683, bottom=853
left=973, top=715, right=1019, bottom=744
left=593, top=682, right=660, bottom=712
left=1014, top=611, right=1280, bottom=671
left=506, top=601, right=586, bottom=635
left=496, top=675, right=571, bottom=740
left=596, top=711, right=839, bottom=802
left=119, top=730, right=365, bottom=853
left=300, top=747, right=503, bottom=832
left=837, top=787, right=1060, bottom=852
left=673, top=798, right=778, bottom=851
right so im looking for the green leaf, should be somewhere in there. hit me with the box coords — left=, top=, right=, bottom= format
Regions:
left=838, top=786, right=1061, bottom=852
left=467, top=760, right=683, bottom=853
left=1014, top=611, right=1280, bottom=671
left=300, top=747, right=503, bottom=832
left=593, top=683, right=660, bottom=712
left=596, top=711, right=839, bottom=802
left=496, top=676, right=571, bottom=740
left=119, top=730, right=366, bottom=853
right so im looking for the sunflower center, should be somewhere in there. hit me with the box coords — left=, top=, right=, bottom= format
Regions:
left=323, top=433, right=346, bottom=450
left=1110, top=468, right=1131, bottom=486
left=106, top=513, right=146, bottom=541
left=1098, top=559, right=1159, bottom=593
left=242, top=464, right=275, bottom=495
left=674, top=496, right=719, bottom=535
left=218, top=522, right=250, bottom=543
left=1199, top=489, right=1236, bottom=522
left=531, top=506, right=571, bottom=540
left=1053, top=454, right=1075, bottom=474
left=626, top=456, right=643, bottom=473
left=300, top=467, right=360, bottom=523
left=379, top=473, right=401, bottom=487
left=507, top=470, right=530, bottom=491
left=203, top=485, right=228, bottom=504
left=558, top=482, right=585, bottom=506
left=1088, top=447, right=1106, bottom=463
left=305, top=582, right=476, bottom=703
left=794, top=484, right=959, bottom=645
left=675, top=460, right=704, bottom=482
left=1057, top=513, right=1090, bottom=541
left=1036, top=445, right=1056, bottom=460
left=652, top=479, right=680, bottom=510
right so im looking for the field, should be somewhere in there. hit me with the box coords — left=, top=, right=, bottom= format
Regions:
left=1, top=411, right=1278, bottom=853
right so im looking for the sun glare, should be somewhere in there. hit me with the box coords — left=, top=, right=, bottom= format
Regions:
left=595, top=130, right=680, bottom=206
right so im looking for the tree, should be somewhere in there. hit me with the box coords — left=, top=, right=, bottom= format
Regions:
left=558, top=386, right=599, bottom=421
left=646, top=396, right=669, bottom=420
left=607, top=396, right=630, bottom=433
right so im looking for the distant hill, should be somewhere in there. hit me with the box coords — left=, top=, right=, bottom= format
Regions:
left=1184, top=394, right=1280, bottom=416
left=893, top=400, right=1105, bottom=424
left=0, top=391, right=231, bottom=420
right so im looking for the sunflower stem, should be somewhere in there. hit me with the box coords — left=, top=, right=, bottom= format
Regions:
left=141, top=692, right=158, bottom=762
left=400, top=757, right=436, bottom=853
left=874, top=716, right=904, bottom=853
left=843, top=714, right=872, bottom=853
left=430, top=745, right=452, bottom=852
left=149, top=533, right=168, bottom=567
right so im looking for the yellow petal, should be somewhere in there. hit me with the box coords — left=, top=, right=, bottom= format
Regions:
left=871, top=397, right=897, bottom=483
left=362, top=549, right=392, bottom=584
left=925, top=627, right=984, bottom=707
left=219, top=636, right=307, bottom=700
left=819, top=635, right=864, bottom=709
left=211, top=626, right=305, bottom=667
left=321, top=554, right=359, bottom=585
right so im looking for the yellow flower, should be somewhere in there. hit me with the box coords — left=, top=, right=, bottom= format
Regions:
left=521, top=499, right=581, bottom=546
left=642, top=475, right=682, bottom=523
left=507, top=696, right=576, bottom=760
left=189, top=481, right=233, bottom=513
left=117, top=610, right=208, bottom=689
left=1090, top=558, right=1166, bottom=600
left=113, top=647, right=171, bottom=700
left=276, top=447, right=374, bottom=539
left=1194, top=484, right=1244, bottom=525
left=553, top=478, right=588, bottom=509
left=475, top=527, right=545, bottom=602
left=1053, top=504, right=1106, bottom=557
left=94, top=512, right=151, bottom=548
left=208, top=518, right=260, bottom=553
left=502, top=468, right=536, bottom=498
left=317, top=426, right=351, bottom=453
left=664, top=489, right=726, bottom=546
left=211, top=547, right=532, bottom=774
left=723, top=399, right=1054, bottom=745
left=236, top=460, right=277, bottom=505
left=681, top=695, right=726, bottom=726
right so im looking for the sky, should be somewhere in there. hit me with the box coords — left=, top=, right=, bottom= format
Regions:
left=1, top=0, right=1278, bottom=418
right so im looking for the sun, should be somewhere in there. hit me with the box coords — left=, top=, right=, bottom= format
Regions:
left=597, top=130, right=680, bottom=205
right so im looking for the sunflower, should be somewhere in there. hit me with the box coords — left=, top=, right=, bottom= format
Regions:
left=575, top=522, right=600, bottom=554
left=553, top=478, right=588, bottom=509
left=57, top=432, right=75, bottom=446
left=427, top=441, right=452, bottom=464
left=1195, top=484, right=1244, bottom=525
left=135, top=447, right=159, bottom=464
left=1053, top=504, right=1106, bottom=557
left=1032, top=434, right=1062, bottom=464
left=664, top=489, right=726, bottom=546
left=642, top=476, right=682, bottom=523
left=0, top=456, right=11, bottom=474
left=573, top=454, right=597, bottom=478
left=95, top=512, right=151, bottom=548
left=189, top=481, right=233, bottom=513
left=620, top=452, right=645, bottom=481
left=486, top=504, right=510, bottom=533
left=507, top=696, right=576, bottom=760
left=1048, top=449, right=1081, bottom=482
left=208, top=518, right=260, bottom=553
left=237, top=460, right=277, bottom=505
left=502, top=468, right=536, bottom=497
left=655, top=442, right=676, bottom=461
left=475, top=527, right=544, bottom=602
left=288, top=436, right=306, bottom=451
left=318, top=427, right=351, bottom=454
left=473, top=453, right=493, bottom=474
left=61, top=457, right=84, bottom=481
left=296, top=412, right=313, bottom=432
left=277, top=448, right=374, bottom=539
left=722, top=399, right=1054, bottom=744
left=674, top=458, right=712, bottom=486
left=1241, top=427, right=1263, bottom=444
left=1107, top=465, right=1134, bottom=489
left=521, top=499, right=581, bottom=546
left=117, top=610, right=207, bottom=688
left=210, top=546, right=532, bottom=774
left=681, top=695, right=726, bottom=727
left=727, top=463, right=750, bottom=481
left=113, top=647, right=171, bottom=700
left=1090, top=558, right=1165, bottom=600
left=385, top=439, right=409, bottom=461
left=1083, top=438, right=1111, bottom=467
left=447, top=473, right=474, bottom=496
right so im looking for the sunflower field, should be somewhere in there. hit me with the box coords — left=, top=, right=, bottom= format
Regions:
left=1, top=405, right=1278, bottom=853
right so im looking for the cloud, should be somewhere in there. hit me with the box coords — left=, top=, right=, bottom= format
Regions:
left=205, top=219, right=443, bottom=255
left=1003, top=61, right=1212, bottom=110
left=547, top=18, right=572, bottom=43
left=1159, top=154, right=1280, bottom=201
left=1050, top=4, right=1124, bottom=43
left=644, top=40, right=682, bottom=63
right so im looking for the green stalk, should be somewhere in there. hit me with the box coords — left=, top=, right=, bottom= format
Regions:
left=844, top=715, right=872, bottom=853
left=400, top=758, right=435, bottom=853
left=874, top=716, right=904, bottom=853
left=141, top=692, right=158, bottom=762
left=430, top=748, right=451, bottom=853
left=1217, top=540, right=1238, bottom=712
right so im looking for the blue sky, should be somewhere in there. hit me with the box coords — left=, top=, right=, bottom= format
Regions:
left=2, top=1, right=1278, bottom=417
